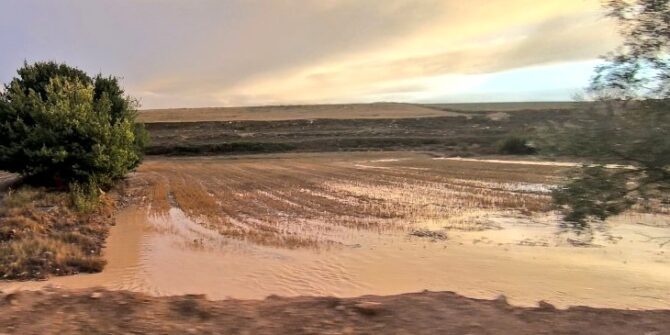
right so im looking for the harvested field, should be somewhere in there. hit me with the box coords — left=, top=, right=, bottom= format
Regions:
left=138, top=152, right=562, bottom=247
left=139, top=103, right=457, bottom=123
left=3, top=152, right=669, bottom=310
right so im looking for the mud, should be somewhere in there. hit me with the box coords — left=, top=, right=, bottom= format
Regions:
left=1, top=153, right=668, bottom=310
left=2, top=289, right=669, bottom=335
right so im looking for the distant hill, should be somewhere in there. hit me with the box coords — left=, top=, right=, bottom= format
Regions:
left=138, top=103, right=459, bottom=123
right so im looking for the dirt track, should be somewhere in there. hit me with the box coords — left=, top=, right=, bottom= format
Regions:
left=1, top=289, right=668, bottom=334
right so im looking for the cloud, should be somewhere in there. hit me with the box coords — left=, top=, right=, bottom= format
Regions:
left=0, top=0, right=619, bottom=107
left=215, top=4, right=619, bottom=105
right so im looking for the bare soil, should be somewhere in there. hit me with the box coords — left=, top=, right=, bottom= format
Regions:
left=1, top=288, right=668, bottom=334
left=139, top=103, right=457, bottom=123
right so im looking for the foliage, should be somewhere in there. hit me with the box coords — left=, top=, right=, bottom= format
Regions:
left=547, top=0, right=670, bottom=224
left=69, top=182, right=101, bottom=213
left=592, top=0, right=670, bottom=100
left=552, top=167, right=633, bottom=225
left=497, top=136, right=536, bottom=155
left=0, top=61, right=147, bottom=191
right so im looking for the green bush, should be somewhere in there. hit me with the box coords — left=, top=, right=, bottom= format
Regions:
left=0, top=62, right=146, bottom=190
left=551, top=166, right=632, bottom=226
left=497, top=136, right=536, bottom=155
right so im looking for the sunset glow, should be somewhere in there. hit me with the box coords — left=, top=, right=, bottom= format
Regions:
left=1, top=0, right=618, bottom=108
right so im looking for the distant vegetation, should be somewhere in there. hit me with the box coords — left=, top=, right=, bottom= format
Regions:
left=497, top=136, right=536, bottom=155
left=0, top=62, right=146, bottom=200
left=143, top=111, right=575, bottom=157
left=145, top=141, right=297, bottom=156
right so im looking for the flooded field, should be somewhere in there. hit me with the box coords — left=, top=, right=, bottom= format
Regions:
left=2, top=152, right=669, bottom=309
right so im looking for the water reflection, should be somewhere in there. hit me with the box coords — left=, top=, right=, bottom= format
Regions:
left=2, top=206, right=668, bottom=309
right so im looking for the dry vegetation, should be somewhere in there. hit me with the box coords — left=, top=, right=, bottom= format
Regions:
left=0, top=186, right=117, bottom=280
left=139, top=102, right=583, bottom=123
left=139, top=103, right=456, bottom=123
left=142, top=106, right=584, bottom=157
left=136, top=153, right=566, bottom=248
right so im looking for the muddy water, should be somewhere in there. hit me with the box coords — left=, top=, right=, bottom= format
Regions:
left=3, top=206, right=669, bottom=309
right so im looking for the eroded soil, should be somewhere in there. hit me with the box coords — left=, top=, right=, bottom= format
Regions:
left=1, top=288, right=668, bottom=335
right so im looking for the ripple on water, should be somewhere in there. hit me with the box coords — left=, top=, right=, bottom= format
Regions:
left=1, top=207, right=669, bottom=310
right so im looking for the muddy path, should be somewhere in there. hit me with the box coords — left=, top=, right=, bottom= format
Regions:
left=1, top=288, right=669, bottom=335
left=0, top=172, right=18, bottom=193
left=1, top=152, right=668, bottom=310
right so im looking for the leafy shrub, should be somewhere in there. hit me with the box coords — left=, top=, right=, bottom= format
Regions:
left=497, top=136, right=536, bottom=155
left=552, top=166, right=632, bottom=226
left=0, top=61, right=146, bottom=190
left=542, top=0, right=670, bottom=224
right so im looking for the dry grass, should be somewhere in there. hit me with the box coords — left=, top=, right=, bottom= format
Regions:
left=138, top=102, right=586, bottom=123
left=134, top=153, right=565, bottom=248
left=139, top=103, right=457, bottom=123
left=0, top=187, right=116, bottom=280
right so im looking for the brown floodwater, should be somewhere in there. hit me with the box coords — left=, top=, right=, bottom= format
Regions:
left=1, top=154, right=669, bottom=309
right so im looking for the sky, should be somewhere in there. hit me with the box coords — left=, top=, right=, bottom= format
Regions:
left=0, top=0, right=619, bottom=109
